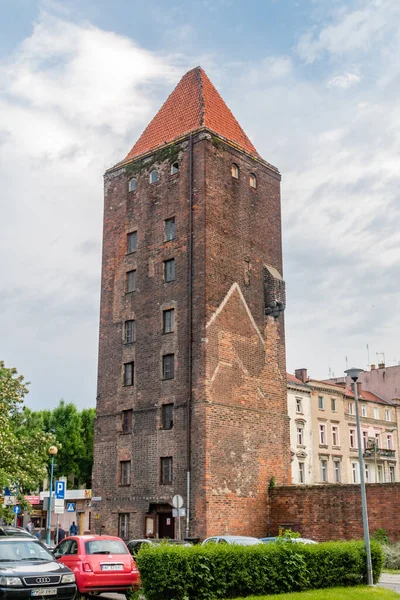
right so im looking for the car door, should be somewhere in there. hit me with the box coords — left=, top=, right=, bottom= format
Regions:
left=59, top=539, right=80, bottom=575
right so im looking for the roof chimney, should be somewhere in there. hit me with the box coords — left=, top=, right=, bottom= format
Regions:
left=295, top=368, right=308, bottom=383
left=378, top=363, right=385, bottom=369
left=370, top=364, right=376, bottom=370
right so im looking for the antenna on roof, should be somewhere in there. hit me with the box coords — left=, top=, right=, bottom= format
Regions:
left=345, top=356, right=348, bottom=370
left=366, top=344, right=370, bottom=367
left=329, top=367, right=332, bottom=378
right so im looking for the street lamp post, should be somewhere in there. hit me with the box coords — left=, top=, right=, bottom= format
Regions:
left=345, top=368, right=373, bottom=586
left=46, top=446, right=58, bottom=546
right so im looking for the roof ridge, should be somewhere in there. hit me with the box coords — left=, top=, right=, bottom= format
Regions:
left=197, top=67, right=205, bottom=127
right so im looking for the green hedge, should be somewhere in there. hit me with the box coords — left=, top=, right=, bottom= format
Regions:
left=135, top=540, right=383, bottom=600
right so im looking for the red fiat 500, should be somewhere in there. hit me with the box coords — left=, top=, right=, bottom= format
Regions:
left=54, top=535, right=139, bottom=595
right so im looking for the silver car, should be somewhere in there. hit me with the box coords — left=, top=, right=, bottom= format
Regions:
left=202, top=535, right=262, bottom=546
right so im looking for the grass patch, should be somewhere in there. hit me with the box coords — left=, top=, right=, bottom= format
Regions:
left=383, top=569, right=400, bottom=574
left=230, top=586, right=400, bottom=599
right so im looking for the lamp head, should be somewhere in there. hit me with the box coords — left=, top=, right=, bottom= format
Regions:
left=345, top=367, right=364, bottom=382
left=49, top=446, right=58, bottom=456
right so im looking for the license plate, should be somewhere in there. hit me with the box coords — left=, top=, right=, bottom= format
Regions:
left=101, top=564, right=123, bottom=571
left=31, top=588, right=57, bottom=596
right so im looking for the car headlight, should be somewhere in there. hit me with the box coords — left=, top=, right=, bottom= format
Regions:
left=61, top=573, right=76, bottom=584
left=0, top=576, right=23, bottom=586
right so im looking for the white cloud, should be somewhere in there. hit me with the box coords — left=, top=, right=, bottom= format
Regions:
left=327, top=72, right=361, bottom=88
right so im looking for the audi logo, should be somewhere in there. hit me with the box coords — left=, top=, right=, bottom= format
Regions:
left=36, top=578, right=51, bottom=584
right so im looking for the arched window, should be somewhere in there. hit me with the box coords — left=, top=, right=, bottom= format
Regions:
left=249, top=173, right=257, bottom=189
left=149, top=169, right=159, bottom=184
left=231, top=163, right=239, bottom=179
left=128, top=178, right=137, bottom=192
left=171, top=162, right=179, bottom=175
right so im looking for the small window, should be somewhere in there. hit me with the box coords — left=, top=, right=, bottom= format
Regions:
left=120, top=460, right=131, bottom=486
left=385, top=409, right=391, bottom=421
left=118, top=513, right=130, bottom=540
left=352, top=461, right=359, bottom=483
left=334, top=460, right=341, bottom=483
left=149, top=169, right=158, bottom=183
left=127, top=231, right=137, bottom=254
left=231, top=163, right=239, bottom=179
left=296, top=426, right=304, bottom=446
left=331, top=398, right=337, bottom=412
left=361, top=404, right=367, bottom=417
left=124, top=362, right=134, bottom=387
left=349, top=428, right=356, bottom=449
left=389, top=466, right=395, bottom=482
left=374, top=407, right=379, bottom=419
left=162, top=403, right=174, bottom=430
left=249, top=173, right=257, bottom=189
left=319, top=423, right=326, bottom=445
left=127, top=270, right=136, bottom=293
left=295, top=398, right=302, bottom=413
left=362, top=431, right=368, bottom=450
left=332, top=426, right=339, bottom=447
left=171, top=162, right=179, bottom=175
left=348, top=402, right=355, bottom=415
left=320, top=459, right=328, bottom=482
left=298, top=462, right=305, bottom=484
left=128, top=178, right=137, bottom=192
left=365, top=464, right=370, bottom=483
left=387, top=434, right=393, bottom=450
left=160, top=457, right=173, bottom=485
left=318, top=396, right=324, bottom=410
left=163, top=309, right=175, bottom=334
left=122, top=409, right=133, bottom=434
left=162, top=354, right=175, bottom=380
left=124, top=320, right=136, bottom=344
left=164, top=259, right=175, bottom=282
left=377, top=464, right=383, bottom=483
left=165, top=217, right=176, bottom=242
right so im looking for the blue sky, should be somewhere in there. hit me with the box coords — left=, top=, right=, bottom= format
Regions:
left=1, top=0, right=400, bottom=408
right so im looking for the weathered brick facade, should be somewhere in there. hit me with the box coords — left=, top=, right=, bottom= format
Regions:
left=93, top=68, right=290, bottom=541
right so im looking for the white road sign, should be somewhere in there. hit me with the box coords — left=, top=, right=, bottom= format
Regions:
left=172, top=494, right=184, bottom=509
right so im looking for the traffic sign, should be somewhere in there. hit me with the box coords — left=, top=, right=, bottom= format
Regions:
left=55, top=481, right=65, bottom=499
left=4, top=496, right=16, bottom=506
left=92, top=497, right=102, bottom=502
left=13, top=505, right=21, bottom=515
left=172, top=508, right=186, bottom=517
left=67, top=503, right=75, bottom=512
left=54, top=506, right=64, bottom=515
left=172, top=494, right=184, bottom=509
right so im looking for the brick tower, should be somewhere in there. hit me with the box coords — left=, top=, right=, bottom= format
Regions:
left=93, top=66, right=290, bottom=541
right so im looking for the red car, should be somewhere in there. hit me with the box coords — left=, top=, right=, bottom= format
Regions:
left=54, top=535, right=139, bottom=595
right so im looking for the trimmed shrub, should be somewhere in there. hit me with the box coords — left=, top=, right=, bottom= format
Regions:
left=135, top=540, right=383, bottom=600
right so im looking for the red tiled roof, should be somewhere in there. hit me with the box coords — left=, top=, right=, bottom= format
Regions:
left=287, top=373, right=308, bottom=385
left=123, top=66, right=259, bottom=162
left=344, top=388, right=391, bottom=405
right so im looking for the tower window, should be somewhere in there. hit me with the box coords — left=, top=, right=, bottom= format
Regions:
left=231, top=163, right=239, bottom=179
left=122, top=409, right=133, bottom=434
left=160, top=457, right=173, bottom=485
left=162, top=354, right=175, bottom=380
left=127, top=270, right=136, bottom=293
left=124, top=320, right=136, bottom=344
left=149, top=169, right=159, bottom=183
left=164, top=259, right=175, bottom=282
left=127, top=231, right=137, bottom=254
left=165, top=217, right=176, bottom=241
left=120, top=460, right=131, bottom=486
left=163, top=309, right=175, bottom=334
left=171, top=162, right=179, bottom=175
left=162, top=404, right=174, bottom=430
left=249, top=173, right=257, bottom=189
left=128, top=178, right=137, bottom=192
left=123, top=362, right=134, bottom=386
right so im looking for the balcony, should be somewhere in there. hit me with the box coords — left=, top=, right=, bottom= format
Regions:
left=363, top=447, right=396, bottom=460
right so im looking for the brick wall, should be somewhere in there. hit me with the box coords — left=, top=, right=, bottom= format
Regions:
left=269, top=483, right=400, bottom=541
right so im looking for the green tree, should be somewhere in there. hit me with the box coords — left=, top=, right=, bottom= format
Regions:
left=0, top=361, right=56, bottom=521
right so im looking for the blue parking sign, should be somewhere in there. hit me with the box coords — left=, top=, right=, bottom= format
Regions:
left=55, top=481, right=65, bottom=499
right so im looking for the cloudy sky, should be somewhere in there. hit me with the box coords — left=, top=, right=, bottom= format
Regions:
left=1, top=0, right=399, bottom=409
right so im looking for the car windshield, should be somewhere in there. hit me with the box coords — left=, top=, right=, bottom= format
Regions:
left=0, top=540, right=53, bottom=561
left=85, top=540, right=128, bottom=555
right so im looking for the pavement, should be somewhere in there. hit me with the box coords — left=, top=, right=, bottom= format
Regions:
left=378, top=573, right=400, bottom=594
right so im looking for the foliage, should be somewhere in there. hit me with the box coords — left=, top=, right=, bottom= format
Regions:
left=278, top=528, right=301, bottom=540
left=125, top=143, right=182, bottom=177
left=268, top=476, right=276, bottom=488
left=382, top=543, right=400, bottom=570
left=0, top=361, right=57, bottom=521
left=372, top=529, right=389, bottom=544
left=135, top=540, right=383, bottom=600
left=231, top=586, right=400, bottom=599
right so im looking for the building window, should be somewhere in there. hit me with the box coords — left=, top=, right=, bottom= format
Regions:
left=127, top=270, right=136, bottom=293
left=332, top=425, right=339, bottom=447
left=385, top=410, right=391, bottom=421
left=361, top=404, right=367, bottom=417
left=331, top=398, right=337, bottom=412
left=352, top=462, right=359, bottom=483
left=348, top=402, right=355, bottom=415
left=118, top=513, right=130, bottom=539
left=365, top=464, right=370, bottom=483
left=362, top=431, right=368, bottom=450
left=334, top=460, right=341, bottom=483
left=162, top=354, right=175, bottom=380
left=296, top=426, right=304, bottom=446
left=128, top=178, right=137, bottom=192
left=377, top=465, right=383, bottom=483
left=127, top=231, right=137, bottom=254
left=162, top=403, right=174, bottom=430
left=163, top=309, right=175, bottom=334
left=299, top=462, right=305, bottom=484
left=231, top=163, right=239, bottom=179
left=374, top=407, right=379, bottom=419
left=375, top=432, right=380, bottom=447
left=295, top=398, right=302, bottom=413
left=123, top=362, right=134, bottom=386
left=389, top=466, right=395, bottom=482
left=122, top=409, right=133, bottom=434
left=387, top=434, right=393, bottom=450
left=124, top=320, right=136, bottom=344
left=120, top=461, right=131, bottom=486
left=171, top=162, right=179, bottom=175
left=349, top=428, right=356, bottom=449
left=319, top=423, right=326, bottom=445
left=164, top=259, right=175, bottom=282
left=249, top=173, right=257, bottom=189
left=318, top=396, right=324, bottom=410
left=165, top=217, right=176, bottom=241
left=160, top=457, right=173, bottom=485
left=320, top=459, right=328, bottom=482
left=149, top=169, right=158, bottom=183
